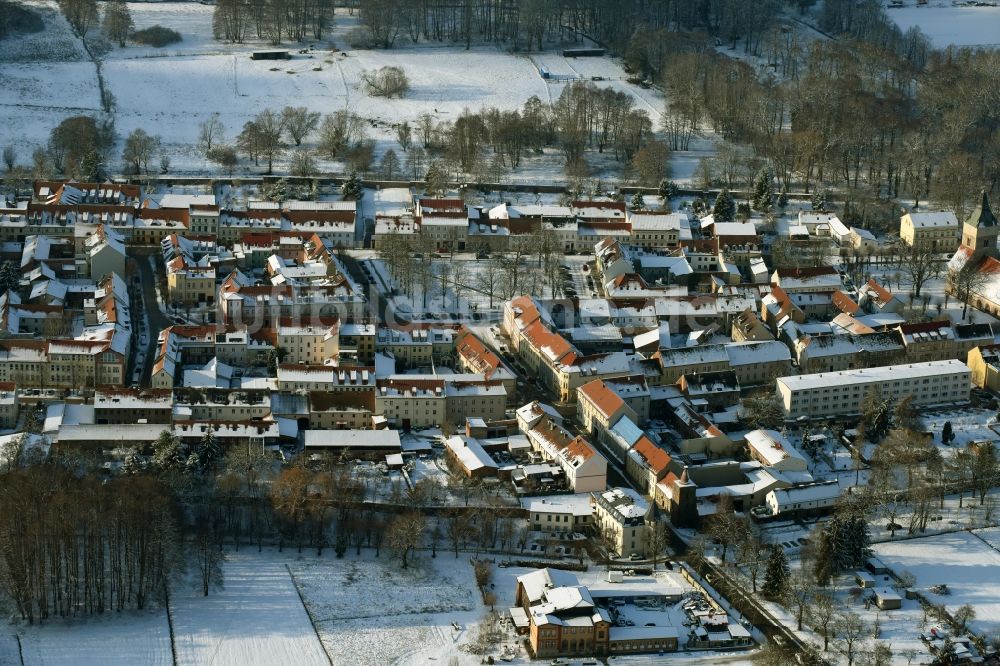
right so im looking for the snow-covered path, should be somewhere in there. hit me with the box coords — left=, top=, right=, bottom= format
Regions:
left=170, top=552, right=330, bottom=666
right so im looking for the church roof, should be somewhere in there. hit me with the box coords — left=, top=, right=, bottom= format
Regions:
left=966, top=190, right=998, bottom=229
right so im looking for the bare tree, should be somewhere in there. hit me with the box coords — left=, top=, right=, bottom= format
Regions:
left=900, top=245, right=941, bottom=298
left=387, top=511, right=426, bottom=568
left=835, top=610, right=868, bottom=666
left=380, top=149, right=400, bottom=180
left=122, top=129, right=160, bottom=175
left=1, top=146, right=15, bottom=171
left=198, top=116, right=225, bottom=154
left=102, top=0, right=133, bottom=47
left=290, top=149, right=317, bottom=177
left=193, top=512, right=225, bottom=596
left=785, top=568, right=815, bottom=631
left=810, top=591, right=838, bottom=651
left=281, top=106, right=321, bottom=146
left=58, top=0, right=98, bottom=36
left=361, top=66, right=409, bottom=98
left=949, top=262, right=991, bottom=320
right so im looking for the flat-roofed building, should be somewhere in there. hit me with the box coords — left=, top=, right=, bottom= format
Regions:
left=776, top=359, right=971, bottom=419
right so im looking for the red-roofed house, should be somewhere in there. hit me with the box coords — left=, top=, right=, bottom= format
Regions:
left=577, top=379, right=637, bottom=442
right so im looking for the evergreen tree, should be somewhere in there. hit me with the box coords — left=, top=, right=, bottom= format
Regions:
left=814, top=528, right=835, bottom=586
left=630, top=191, right=644, bottom=210
left=658, top=179, right=677, bottom=203
left=0, top=261, right=20, bottom=295
left=777, top=184, right=788, bottom=209
left=152, top=430, right=185, bottom=475
left=340, top=171, right=363, bottom=200
left=751, top=168, right=773, bottom=213
left=425, top=162, right=447, bottom=195
left=811, top=189, right=828, bottom=211
left=712, top=188, right=736, bottom=222
left=81, top=149, right=102, bottom=181
left=198, top=430, right=221, bottom=473
left=185, top=451, right=202, bottom=476
left=942, top=421, right=954, bottom=444
left=761, top=546, right=790, bottom=600
left=121, top=448, right=143, bottom=475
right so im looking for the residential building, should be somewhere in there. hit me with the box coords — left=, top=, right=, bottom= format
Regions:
left=968, top=344, right=1000, bottom=391
left=522, top=495, right=593, bottom=533
left=590, top=487, right=651, bottom=557
left=744, top=429, right=808, bottom=473
left=525, top=417, right=607, bottom=493
left=776, top=360, right=971, bottom=419
left=577, top=379, right=638, bottom=443
left=900, top=210, right=959, bottom=250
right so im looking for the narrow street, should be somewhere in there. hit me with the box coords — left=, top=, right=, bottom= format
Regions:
left=134, top=253, right=173, bottom=387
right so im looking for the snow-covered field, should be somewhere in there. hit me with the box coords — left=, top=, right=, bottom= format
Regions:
left=0, top=2, right=679, bottom=182
left=170, top=552, right=330, bottom=666
left=875, top=530, right=1000, bottom=635
left=16, top=609, right=172, bottom=665
left=290, top=551, right=485, bottom=666
left=889, top=3, right=1000, bottom=48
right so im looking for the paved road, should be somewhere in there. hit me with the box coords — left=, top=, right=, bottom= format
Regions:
left=340, top=253, right=407, bottom=327
left=135, top=253, right=173, bottom=387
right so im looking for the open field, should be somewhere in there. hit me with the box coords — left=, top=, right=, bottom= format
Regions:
left=0, top=2, right=692, bottom=182
left=170, top=552, right=329, bottom=666
left=875, top=530, right=1000, bottom=635
left=15, top=609, right=172, bottom=666
left=291, top=552, right=484, bottom=666
left=889, top=3, right=1000, bottom=48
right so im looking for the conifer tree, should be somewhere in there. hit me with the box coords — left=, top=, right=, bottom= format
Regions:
left=752, top=168, right=773, bottom=213
left=713, top=188, right=736, bottom=222
left=630, top=191, right=644, bottom=210
left=340, top=171, right=363, bottom=200
left=761, top=546, right=790, bottom=600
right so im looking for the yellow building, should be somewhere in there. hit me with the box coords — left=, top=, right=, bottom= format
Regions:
left=968, top=344, right=1000, bottom=392
left=899, top=210, right=958, bottom=250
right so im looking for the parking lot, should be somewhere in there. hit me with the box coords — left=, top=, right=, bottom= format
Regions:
left=560, top=258, right=598, bottom=299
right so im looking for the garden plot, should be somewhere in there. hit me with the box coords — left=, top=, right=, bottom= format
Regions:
left=291, top=553, right=483, bottom=666
left=16, top=608, right=172, bottom=666
left=874, top=531, right=1000, bottom=635
left=890, top=4, right=1000, bottom=48
left=170, top=552, right=329, bottom=666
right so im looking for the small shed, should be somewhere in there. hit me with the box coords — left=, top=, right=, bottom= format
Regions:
left=872, top=588, right=902, bottom=610
left=855, top=571, right=876, bottom=589
left=866, top=557, right=889, bottom=575
left=562, top=47, right=606, bottom=58
left=385, top=453, right=404, bottom=470
left=251, top=50, right=291, bottom=60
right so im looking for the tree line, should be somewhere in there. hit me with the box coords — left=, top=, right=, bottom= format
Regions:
left=0, top=466, right=179, bottom=624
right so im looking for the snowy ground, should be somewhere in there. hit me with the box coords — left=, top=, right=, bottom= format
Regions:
left=1, top=2, right=681, bottom=183
left=170, top=552, right=329, bottom=666
left=14, top=608, right=172, bottom=666
left=291, top=551, right=485, bottom=666
left=889, top=2, right=1000, bottom=48
left=874, top=530, right=1000, bottom=636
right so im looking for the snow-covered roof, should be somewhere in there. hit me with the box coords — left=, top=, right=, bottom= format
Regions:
left=302, top=429, right=401, bottom=449
left=745, top=429, right=807, bottom=468
left=629, top=213, right=687, bottom=231
left=445, top=435, right=498, bottom=473
left=904, top=211, right=958, bottom=229
left=778, top=359, right=970, bottom=391
left=521, top=493, right=594, bottom=517
left=769, top=480, right=841, bottom=510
